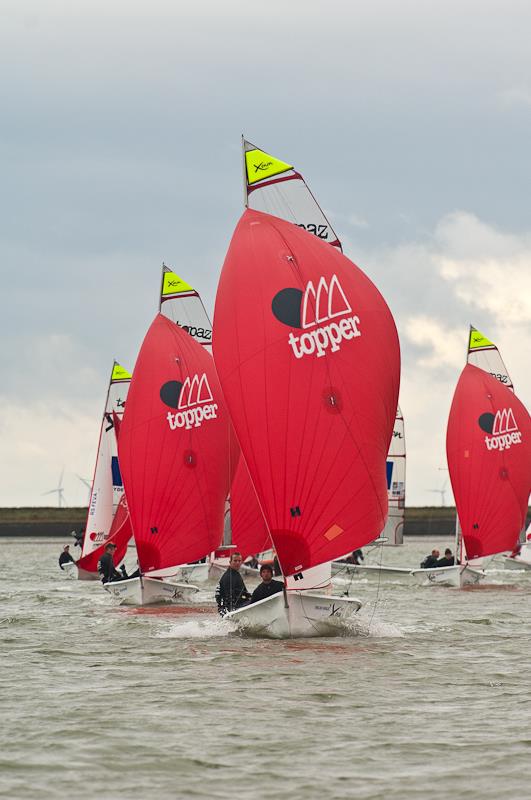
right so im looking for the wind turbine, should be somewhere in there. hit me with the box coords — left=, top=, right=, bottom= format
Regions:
left=77, top=475, right=92, bottom=504
left=42, top=468, right=66, bottom=508
left=426, top=478, right=448, bottom=507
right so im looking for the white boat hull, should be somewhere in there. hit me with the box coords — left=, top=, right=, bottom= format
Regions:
left=76, top=566, right=100, bottom=581
left=332, top=562, right=412, bottom=578
left=410, top=564, right=484, bottom=587
left=163, top=562, right=210, bottom=583
left=103, top=576, right=199, bottom=606
left=60, top=561, right=77, bottom=579
left=225, top=590, right=362, bottom=639
left=503, top=556, right=531, bottom=571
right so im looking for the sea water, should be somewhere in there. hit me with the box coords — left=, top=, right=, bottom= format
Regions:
left=2, top=537, right=531, bottom=800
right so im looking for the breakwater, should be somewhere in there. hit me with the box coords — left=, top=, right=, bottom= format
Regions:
left=4, top=507, right=527, bottom=538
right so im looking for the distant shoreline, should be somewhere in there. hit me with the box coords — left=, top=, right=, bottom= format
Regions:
left=2, top=506, right=527, bottom=538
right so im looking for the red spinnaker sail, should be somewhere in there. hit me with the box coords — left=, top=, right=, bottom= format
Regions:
left=213, top=210, right=400, bottom=577
left=118, top=314, right=230, bottom=574
left=76, top=494, right=132, bottom=575
left=231, top=459, right=272, bottom=559
left=447, top=363, right=531, bottom=559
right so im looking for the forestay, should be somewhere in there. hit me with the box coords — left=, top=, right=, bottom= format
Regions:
left=118, top=314, right=230, bottom=575
left=446, top=364, right=531, bottom=559
left=213, top=210, right=400, bottom=577
left=77, top=361, right=132, bottom=567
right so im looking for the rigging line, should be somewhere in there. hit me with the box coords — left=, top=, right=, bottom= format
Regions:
left=364, top=538, right=384, bottom=638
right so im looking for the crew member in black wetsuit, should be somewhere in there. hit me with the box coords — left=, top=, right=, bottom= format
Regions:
left=249, top=564, right=284, bottom=604
left=98, top=542, right=122, bottom=583
left=215, top=552, right=251, bottom=616
left=59, top=545, right=75, bottom=570
left=420, top=549, right=440, bottom=569
left=437, top=548, right=455, bottom=567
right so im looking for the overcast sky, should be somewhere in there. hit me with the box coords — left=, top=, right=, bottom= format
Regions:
left=2, top=0, right=530, bottom=507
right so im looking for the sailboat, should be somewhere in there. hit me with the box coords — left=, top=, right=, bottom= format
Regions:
left=243, top=136, right=406, bottom=550
left=465, top=326, right=531, bottom=571
left=213, top=209, right=400, bottom=638
left=107, top=313, right=231, bottom=605
left=75, top=361, right=133, bottom=580
left=413, top=360, right=531, bottom=587
left=505, top=521, right=531, bottom=569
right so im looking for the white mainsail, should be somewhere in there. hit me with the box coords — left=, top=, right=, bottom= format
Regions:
left=159, top=264, right=212, bottom=352
left=467, top=325, right=513, bottom=391
left=81, top=361, right=131, bottom=559
left=243, top=138, right=342, bottom=249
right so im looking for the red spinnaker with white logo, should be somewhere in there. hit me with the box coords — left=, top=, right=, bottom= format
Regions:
left=213, top=210, right=400, bottom=577
left=231, top=460, right=272, bottom=560
left=76, top=494, right=132, bottom=575
left=447, top=364, right=531, bottom=559
left=118, top=314, right=230, bottom=574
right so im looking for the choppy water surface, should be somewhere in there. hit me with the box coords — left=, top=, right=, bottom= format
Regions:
left=2, top=537, right=531, bottom=799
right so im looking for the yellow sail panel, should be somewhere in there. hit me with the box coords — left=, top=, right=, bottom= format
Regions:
left=245, top=148, right=292, bottom=185
left=469, top=327, right=494, bottom=351
left=111, top=363, right=132, bottom=382
left=162, top=271, right=195, bottom=297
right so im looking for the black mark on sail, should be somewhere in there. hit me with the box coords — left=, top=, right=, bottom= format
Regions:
left=160, top=380, right=183, bottom=409
left=150, top=527, right=158, bottom=535
left=272, top=288, right=303, bottom=328
left=478, top=413, right=495, bottom=434
left=290, top=506, right=301, bottom=517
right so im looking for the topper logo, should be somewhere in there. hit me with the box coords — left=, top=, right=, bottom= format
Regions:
left=302, top=275, right=351, bottom=327
left=272, top=274, right=361, bottom=359
left=478, top=407, right=522, bottom=451
left=178, top=374, right=213, bottom=408
left=160, top=373, right=218, bottom=430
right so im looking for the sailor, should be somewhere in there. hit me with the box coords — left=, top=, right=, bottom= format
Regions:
left=98, top=542, right=122, bottom=583
left=59, top=545, right=75, bottom=570
left=249, top=564, right=284, bottom=604
left=215, top=552, right=251, bottom=616
left=420, top=549, right=440, bottom=569
left=71, top=527, right=85, bottom=548
left=346, top=549, right=364, bottom=565
left=437, top=548, right=455, bottom=567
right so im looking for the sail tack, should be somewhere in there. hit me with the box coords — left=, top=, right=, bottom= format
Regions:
left=447, top=364, right=531, bottom=559
left=118, top=314, right=230, bottom=574
left=213, top=209, right=400, bottom=577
